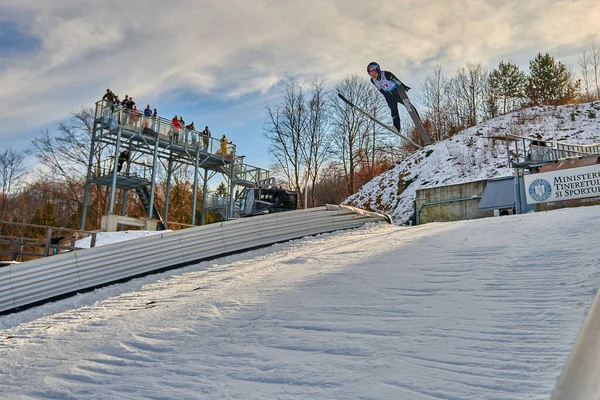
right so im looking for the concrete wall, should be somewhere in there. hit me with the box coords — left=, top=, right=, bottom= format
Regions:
left=416, top=179, right=493, bottom=224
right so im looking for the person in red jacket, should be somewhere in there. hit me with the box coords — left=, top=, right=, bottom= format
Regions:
left=171, top=115, right=182, bottom=143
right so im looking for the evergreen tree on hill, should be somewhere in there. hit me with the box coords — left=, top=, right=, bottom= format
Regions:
left=527, top=52, right=579, bottom=106
left=489, top=61, right=527, bottom=115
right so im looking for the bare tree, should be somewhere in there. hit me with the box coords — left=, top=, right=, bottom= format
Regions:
left=29, top=107, right=95, bottom=191
left=590, top=40, right=600, bottom=100
left=454, top=63, right=489, bottom=127
left=28, top=107, right=110, bottom=228
left=313, top=162, right=348, bottom=205
left=301, top=77, right=332, bottom=207
left=421, top=64, right=451, bottom=141
left=264, top=79, right=307, bottom=199
left=359, top=85, right=397, bottom=179
left=0, top=148, right=27, bottom=219
left=578, top=48, right=596, bottom=101
left=446, top=75, right=470, bottom=132
left=579, top=40, right=600, bottom=101
left=329, top=74, right=376, bottom=195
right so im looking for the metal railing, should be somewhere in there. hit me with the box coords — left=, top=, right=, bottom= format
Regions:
left=506, top=134, right=600, bottom=168
left=232, top=159, right=269, bottom=184
left=95, top=158, right=156, bottom=180
left=95, top=100, right=236, bottom=157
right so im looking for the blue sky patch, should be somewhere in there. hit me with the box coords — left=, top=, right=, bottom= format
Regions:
left=0, top=20, right=40, bottom=56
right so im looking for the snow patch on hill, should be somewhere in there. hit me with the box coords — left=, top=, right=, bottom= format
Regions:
left=344, top=102, right=600, bottom=224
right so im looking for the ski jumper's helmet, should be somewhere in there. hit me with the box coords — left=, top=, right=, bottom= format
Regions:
left=367, top=62, right=380, bottom=74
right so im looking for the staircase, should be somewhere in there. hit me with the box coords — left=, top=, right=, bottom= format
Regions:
left=134, top=186, right=166, bottom=230
left=203, top=192, right=230, bottom=220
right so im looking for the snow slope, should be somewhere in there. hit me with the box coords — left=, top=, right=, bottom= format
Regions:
left=0, top=206, right=599, bottom=399
left=345, top=102, right=600, bottom=224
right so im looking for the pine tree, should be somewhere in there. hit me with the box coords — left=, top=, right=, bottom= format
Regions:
left=489, top=61, right=527, bottom=115
left=527, top=52, right=579, bottom=105
left=216, top=182, right=228, bottom=198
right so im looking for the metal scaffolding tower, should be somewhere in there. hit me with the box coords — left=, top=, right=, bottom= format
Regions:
left=80, top=100, right=270, bottom=230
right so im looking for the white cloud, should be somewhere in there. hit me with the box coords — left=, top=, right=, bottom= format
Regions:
left=0, top=0, right=599, bottom=149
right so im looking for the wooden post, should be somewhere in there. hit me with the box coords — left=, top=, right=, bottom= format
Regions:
left=12, top=242, right=18, bottom=261
left=44, top=228, right=53, bottom=257
left=90, top=232, right=97, bottom=248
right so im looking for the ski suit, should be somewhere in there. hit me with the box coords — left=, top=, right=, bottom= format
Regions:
left=370, top=70, right=410, bottom=132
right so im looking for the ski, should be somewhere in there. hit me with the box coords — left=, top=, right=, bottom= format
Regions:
left=395, top=86, right=431, bottom=145
left=337, top=93, right=424, bottom=149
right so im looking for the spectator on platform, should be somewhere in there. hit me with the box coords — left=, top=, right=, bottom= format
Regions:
left=151, top=108, right=158, bottom=131
left=185, top=122, right=196, bottom=144
left=102, top=89, right=117, bottom=113
left=531, top=134, right=546, bottom=147
left=117, top=149, right=130, bottom=173
left=529, top=134, right=550, bottom=164
left=219, top=134, right=231, bottom=158
left=102, top=89, right=116, bottom=104
left=177, top=116, right=186, bottom=144
left=201, top=126, right=211, bottom=151
left=131, top=105, right=141, bottom=127
left=107, top=95, right=121, bottom=127
left=172, top=115, right=182, bottom=143
left=102, top=89, right=115, bottom=102
left=143, top=104, right=152, bottom=128
left=121, top=95, right=131, bottom=123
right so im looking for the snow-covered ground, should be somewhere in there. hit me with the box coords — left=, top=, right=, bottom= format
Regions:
left=75, top=230, right=168, bottom=248
left=346, top=102, right=600, bottom=224
left=1, top=205, right=599, bottom=399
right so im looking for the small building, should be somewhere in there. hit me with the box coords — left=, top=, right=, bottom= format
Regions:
left=478, top=176, right=516, bottom=216
left=415, top=176, right=528, bottom=225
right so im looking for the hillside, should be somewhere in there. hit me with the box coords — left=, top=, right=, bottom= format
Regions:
left=344, top=102, right=600, bottom=224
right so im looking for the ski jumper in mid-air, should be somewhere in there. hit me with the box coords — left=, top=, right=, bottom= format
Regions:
left=367, top=61, right=411, bottom=132
left=367, top=61, right=431, bottom=144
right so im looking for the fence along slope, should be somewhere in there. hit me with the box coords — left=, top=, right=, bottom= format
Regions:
left=0, top=205, right=390, bottom=314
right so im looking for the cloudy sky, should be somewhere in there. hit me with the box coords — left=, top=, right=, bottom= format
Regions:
left=1, top=0, right=599, bottom=171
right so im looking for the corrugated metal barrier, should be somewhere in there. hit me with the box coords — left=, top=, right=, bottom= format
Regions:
left=0, top=205, right=390, bottom=315
left=552, top=288, right=600, bottom=399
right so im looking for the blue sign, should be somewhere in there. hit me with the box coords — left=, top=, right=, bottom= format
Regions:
left=528, top=179, right=552, bottom=202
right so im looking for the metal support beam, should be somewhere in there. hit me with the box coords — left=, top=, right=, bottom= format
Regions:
left=80, top=120, right=99, bottom=230
left=148, top=132, right=160, bottom=218
left=191, top=144, right=201, bottom=225
left=164, top=157, right=173, bottom=222
left=201, top=169, right=208, bottom=225
left=227, top=152, right=236, bottom=220
left=107, top=125, right=123, bottom=214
